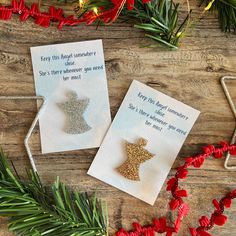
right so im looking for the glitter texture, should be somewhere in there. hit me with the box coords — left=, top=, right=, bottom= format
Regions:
left=116, top=138, right=155, bottom=181
left=58, top=91, right=91, bottom=134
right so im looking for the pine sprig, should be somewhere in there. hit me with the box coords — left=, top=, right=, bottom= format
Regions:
left=202, top=0, right=236, bottom=32
left=122, top=0, right=190, bottom=48
left=74, top=0, right=190, bottom=48
left=0, top=149, right=108, bottom=236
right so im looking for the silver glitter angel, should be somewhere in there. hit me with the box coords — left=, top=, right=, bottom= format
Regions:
left=58, top=91, right=91, bottom=134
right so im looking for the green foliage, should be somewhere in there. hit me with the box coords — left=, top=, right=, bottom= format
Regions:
left=202, top=0, right=236, bottom=32
left=78, top=0, right=113, bottom=10
left=75, top=0, right=113, bottom=18
left=74, top=0, right=190, bottom=49
left=0, top=149, right=108, bottom=236
left=121, top=0, right=190, bottom=49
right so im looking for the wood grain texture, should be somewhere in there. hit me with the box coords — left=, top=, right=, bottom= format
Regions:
left=0, top=0, right=236, bottom=235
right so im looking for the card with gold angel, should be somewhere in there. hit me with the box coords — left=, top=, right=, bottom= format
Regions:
left=31, top=40, right=111, bottom=153
left=88, top=80, right=200, bottom=205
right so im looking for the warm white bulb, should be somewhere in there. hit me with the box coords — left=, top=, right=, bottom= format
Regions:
left=93, top=7, right=98, bottom=15
left=79, top=0, right=84, bottom=7
left=176, top=32, right=182, bottom=37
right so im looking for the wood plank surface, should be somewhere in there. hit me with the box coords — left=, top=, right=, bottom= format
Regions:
left=0, top=0, right=236, bottom=235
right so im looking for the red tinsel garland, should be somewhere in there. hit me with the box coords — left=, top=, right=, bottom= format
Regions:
left=0, top=0, right=151, bottom=29
left=116, top=141, right=236, bottom=236
left=0, top=0, right=84, bottom=29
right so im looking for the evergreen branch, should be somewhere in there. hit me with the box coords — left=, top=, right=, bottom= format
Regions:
left=121, top=0, right=190, bottom=48
left=0, top=149, right=108, bottom=236
left=74, top=0, right=190, bottom=49
left=202, top=0, right=236, bottom=31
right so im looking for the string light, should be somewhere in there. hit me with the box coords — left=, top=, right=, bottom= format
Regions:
left=176, top=32, right=182, bottom=37
left=93, top=7, right=98, bottom=15
left=79, top=0, right=84, bottom=8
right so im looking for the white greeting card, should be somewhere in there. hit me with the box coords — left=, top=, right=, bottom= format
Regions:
left=31, top=40, right=111, bottom=154
left=88, top=80, right=200, bottom=205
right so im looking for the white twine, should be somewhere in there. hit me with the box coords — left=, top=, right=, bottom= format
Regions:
left=0, top=96, right=46, bottom=172
left=221, top=76, right=236, bottom=170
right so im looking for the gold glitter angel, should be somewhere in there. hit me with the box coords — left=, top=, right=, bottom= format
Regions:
left=116, top=138, right=155, bottom=181
left=58, top=91, right=91, bottom=134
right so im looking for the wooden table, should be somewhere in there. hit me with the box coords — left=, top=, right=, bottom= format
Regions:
left=0, top=0, right=236, bottom=235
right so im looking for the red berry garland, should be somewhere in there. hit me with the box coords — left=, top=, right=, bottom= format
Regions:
left=116, top=141, right=236, bottom=236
